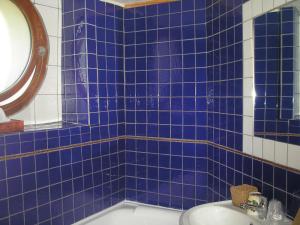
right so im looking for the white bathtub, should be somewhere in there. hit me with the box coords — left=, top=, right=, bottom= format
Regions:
left=74, top=201, right=182, bottom=225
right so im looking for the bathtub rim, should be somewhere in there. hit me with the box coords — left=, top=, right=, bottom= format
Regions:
left=73, top=200, right=183, bottom=225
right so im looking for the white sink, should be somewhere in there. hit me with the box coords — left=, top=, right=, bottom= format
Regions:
left=180, top=201, right=292, bottom=225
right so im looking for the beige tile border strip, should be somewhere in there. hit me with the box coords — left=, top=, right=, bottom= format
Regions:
left=1, top=135, right=299, bottom=174
left=255, top=132, right=300, bottom=137
left=0, top=136, right=125, bottom=161
left=129, top=136, right=300, bottom=174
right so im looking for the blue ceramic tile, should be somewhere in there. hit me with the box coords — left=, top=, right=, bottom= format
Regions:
left=1, top=0, right=300, bottom=222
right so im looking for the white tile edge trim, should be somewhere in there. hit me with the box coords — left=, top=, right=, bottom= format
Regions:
left=242, top=0, right=300, bottom=171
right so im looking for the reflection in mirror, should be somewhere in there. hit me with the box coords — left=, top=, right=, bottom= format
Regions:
left=0, top=0, right=31, bottom=93
left=0, top=0, right=49, bottom=117
left=254, top=0, right=300, bottom=145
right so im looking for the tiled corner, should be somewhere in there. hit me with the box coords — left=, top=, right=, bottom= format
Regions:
left=2, top=0, right=300, bottom=224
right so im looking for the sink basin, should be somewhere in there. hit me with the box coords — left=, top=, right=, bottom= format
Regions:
left=180, top=201, right=291, bottom=225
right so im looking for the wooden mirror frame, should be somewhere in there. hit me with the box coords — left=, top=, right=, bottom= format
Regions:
left=0, top=0, right=49, bottom=116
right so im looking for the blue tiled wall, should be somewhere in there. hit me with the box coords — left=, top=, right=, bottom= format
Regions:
left=62, top=0, right=125, bottom=130
left=254, top=10, right=283, bottom=135
left=279, top=7, right=295, bottom=121
left=208, top=145, right=300, bottom=218
left=125, top=138, right=208, bottom=209
left=206, top=0, right=243, bottom=151
left=124, top=1, right=207, bottom=140
left=123, top=0, right=209, bottom=209
left=0, top=126, right=125, bottom=225
left=1, top=0, right=300, bottom=224
left=0, top=1, right=126, bottom=224
left=205, top=0, right=244, bottom=201
left=62, top=0, right=90, bottom=125
left=254, top=7, right=300, bottom=145
left=206, top=0, right=300, bottom=218
left=122, top=0, right=300, bottom=218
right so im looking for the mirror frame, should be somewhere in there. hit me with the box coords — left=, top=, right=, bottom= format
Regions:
left=242, top=0, right=300, bottom=171
left=0, top=0, right=49, bottom=115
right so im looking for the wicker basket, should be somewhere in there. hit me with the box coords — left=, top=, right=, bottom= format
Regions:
left=230, top=184, right=258, bottom=207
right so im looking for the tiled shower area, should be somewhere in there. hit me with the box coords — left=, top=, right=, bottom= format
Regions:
left=0, top=0, right=300, bottom=224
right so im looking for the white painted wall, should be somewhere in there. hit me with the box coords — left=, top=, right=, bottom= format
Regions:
left=10, top=0, right=62, bottom=125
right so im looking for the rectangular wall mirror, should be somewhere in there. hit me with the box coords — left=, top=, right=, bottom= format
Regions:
left=254, top=0, right=300, bottom=145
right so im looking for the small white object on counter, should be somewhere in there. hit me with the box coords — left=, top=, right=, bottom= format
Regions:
left=265, top=199, right=285, bottom=225
left=247, top=192, right=263, bottom=217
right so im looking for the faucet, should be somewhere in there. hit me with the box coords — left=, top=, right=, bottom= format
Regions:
left=240, top=192, right=268, bottom=220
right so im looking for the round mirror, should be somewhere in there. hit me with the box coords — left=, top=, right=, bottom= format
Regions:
left=0, top=1, right=31, bottom=93
left=0, top=0, right=49, bottom=116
